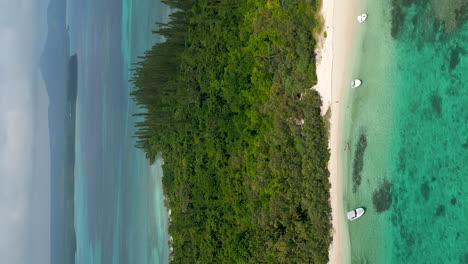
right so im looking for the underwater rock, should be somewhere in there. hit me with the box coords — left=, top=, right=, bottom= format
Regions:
left=462, top=137, right=468, bottom=149
left=421, top=182, right=430, bottom=201
left=451, top=197, right=457, bottom=205
left=449, top=45, right=466, bottom=71
left=352, top=133, right=368, bottom=192
left=430, top=92, right=442, bottom=115
left=390, top=2, right=404, bottom=39
left=435, top=205, right=446, bottom=217
left=397, top=148, right=406, bottom=173
left=372, top=179, right=393, bottom=213
left=460, top=251, right=468, bottom=264
left=432, top=0, right=468, bottom=32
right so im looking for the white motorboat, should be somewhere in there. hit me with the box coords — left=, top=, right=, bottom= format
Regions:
left=347, top=208, right=365, bottom=221
left=351, top=79, right=362, bottom=88
left=357, top=14, right=368, bottom=23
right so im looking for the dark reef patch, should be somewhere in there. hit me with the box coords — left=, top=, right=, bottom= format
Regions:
left=460, top=251, right=468, bottom=264
left=462, top=137, right=468, bottom=149
left=372, top=178, right=393, bottom=213
left=397, top=148, right=406, bottom=172
left=446, top=84, right=459, bottom=96
left=433, top=1, right=468, bottom=32
left=430, top=92, right=442, bottom=115
left=451, top=197, right=457, bottom=205
left=390, top=2, right=404, bottom=39
left=411, top=14, right=418, bottom=27
left=420, top=181, right=430, bottom=201
left=449, top=45, right=466, bottom=71
left=390, top=0, right=424, bottom=39
left=435, top=205, right=446, bottom=217
left=454, top=3, right=468, bottom=29
left=390, top=213, right=398, bottom=226
left=433, top=19, right=441, bottom=33
left=352, top=132, right=368, bottom=192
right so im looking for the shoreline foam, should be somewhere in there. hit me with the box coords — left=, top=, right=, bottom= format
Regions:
left=313, top=0, right=362, bottom=263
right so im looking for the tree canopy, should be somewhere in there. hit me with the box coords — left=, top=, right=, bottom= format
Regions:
left=131, top=0, right=332, bottom=262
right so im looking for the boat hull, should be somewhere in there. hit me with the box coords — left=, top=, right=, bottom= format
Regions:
left=351, top=79, right=362, bottom=88
left=347, top=208, right=365, bottom=221
left=357, top=14, right=368, bottom=23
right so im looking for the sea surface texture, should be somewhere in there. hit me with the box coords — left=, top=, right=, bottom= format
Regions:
left=344, top=0, right=468, bottom=263
left=68, top=0, right=171, bottom=263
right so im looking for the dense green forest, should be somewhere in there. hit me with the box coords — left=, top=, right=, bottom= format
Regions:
left=131, top=0, right=331, bottom=262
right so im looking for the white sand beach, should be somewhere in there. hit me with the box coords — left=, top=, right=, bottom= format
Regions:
left=313, top=0, right=363, bottom=263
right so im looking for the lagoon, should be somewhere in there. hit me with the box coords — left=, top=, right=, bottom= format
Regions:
left=343, top=0, right=468, bottom=263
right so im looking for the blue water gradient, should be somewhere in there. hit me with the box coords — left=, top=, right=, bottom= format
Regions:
left=68, top=0, right=172, bottom=263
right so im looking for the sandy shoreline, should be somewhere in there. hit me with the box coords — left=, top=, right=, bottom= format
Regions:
left=313, top=0, right=362, bottom=263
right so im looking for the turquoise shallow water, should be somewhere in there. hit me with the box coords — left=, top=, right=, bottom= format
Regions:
left=344, top=1, right=468, bottom=263
left=70, top=0, right=171, bottom=263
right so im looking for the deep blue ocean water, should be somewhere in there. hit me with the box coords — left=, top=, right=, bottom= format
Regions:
left=67, top=0, right=172, bottom=263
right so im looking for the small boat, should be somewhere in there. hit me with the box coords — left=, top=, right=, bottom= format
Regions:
left=357, top=14, right=368, bottom=23
left=351, top=79, right=362, bottom=88
left=344, top=143, right=349, bottom=151
left=347, top=208, right=365, bottom=221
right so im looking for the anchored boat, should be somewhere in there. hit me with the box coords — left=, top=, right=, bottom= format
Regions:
left=347, top=208, right=365, bottom=221
left=357, top=14, right=368, bottom=23
left=351, top=79, right=362, bottom=88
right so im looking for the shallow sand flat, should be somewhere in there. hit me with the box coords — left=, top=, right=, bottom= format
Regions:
left=313, top=0, right=363, bottom=263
